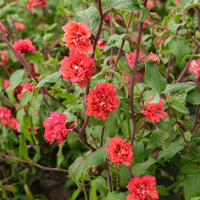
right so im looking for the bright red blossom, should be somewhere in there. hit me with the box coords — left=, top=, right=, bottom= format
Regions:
left=105, top=137, right=133, bottom=166
left=189, top=59, right=200, bottom=81
left=126, top=175, right=159, bottom=200
left=97, top=39, right=106, bottom=49
left=27, top=0, right=46, bottom=12
left=14, top=39, right=36, bottom=54
left=141, top=97, right=168, bottom=123
left=0, top=50, right=8, bottom=65
left=14, top=22, right=25, bottom=31
left=0, top=106, right=12, bottom=125
left=62, top=20, right=93, bottom=54
left=86, top=83, right=120, bottom=121
left=59, top=50, right=95, bottom=88
left=43, top=111, right=74, bottom=146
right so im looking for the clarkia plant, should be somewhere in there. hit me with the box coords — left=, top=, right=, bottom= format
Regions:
left=0, top=0, right=200, bottom=200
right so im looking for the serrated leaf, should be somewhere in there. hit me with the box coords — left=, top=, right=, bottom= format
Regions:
left=145, top=61, right=166, bottom=93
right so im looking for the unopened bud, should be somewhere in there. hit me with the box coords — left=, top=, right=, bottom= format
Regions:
left=150, top=12, right=161, bottom=22
left=114, top=12, right=127, bottom=29
left=195, top=31, right=200, bottom=41
left=127, top=35, right=137, bottom=46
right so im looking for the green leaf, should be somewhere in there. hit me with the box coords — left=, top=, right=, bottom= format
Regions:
left=180, top=164, right=200, bottom=174
left=187, top=89, right=200, bottom=105
left=119, top=165, right=130, bottom=187
left=26, top=53, right=48, bottom=75
left=108, top=0, right=140, bottom=11
left=184, top=173, right=200, bottom=200
left=6, top=69, right=26, bottom=103
left=106, top=191, right=126, bottom=200
left=157, top=185, right=169, bottom=196
left=19, top=135, right=31, bottom=161
left=76, top=7, right=99, bottom=35
left=132, top=157, right=156, bottom=176
left=168, top=37, right=191, bottom=66
left=158, top=142, right=184, bottom=160
left=21, top=90, right=31, bottom=107
left=57, top=145, right=64, bottom=168
left=71, top=188, right=81, bottom=200
left=133, top=140, right=144, bottom=163
left=0, top=6, right=16, bottom=19
left=0, top=185, right=18, bottom=193
left=163, top=82, right=196, bottom=94
left=91, top=180, right=98, bottom=200
left=36, top=72, right=61, bottom=88
left=57, top=7, right=71, bottom=17
left=145, top=61, right=167, bottom=93
left=170, top=99, right=189, bottom=114
left=138, top=8, right=149, bottom=22
left=68, top=146, right=107, bottom=186
left=191, top=197, right=200, bottom=200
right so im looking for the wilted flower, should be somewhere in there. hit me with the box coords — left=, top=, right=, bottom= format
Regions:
left=105, top=137, right=133, bottom=166
left=125, top=50, right=146, bottom=67
left=59, top=50, right=95, bottom=88
left=141, top=97, right=168, bottom=123
left=14, top=39, right=36, bottom=54
left=62, top=20, right=93, bottom=54
left=97, top=39, right=106, bottom=49
left=43, top=111, right=74, bottom=146
left=126, top=175, right=159, bottom=200
left=86, top=83, right=120, bottom=121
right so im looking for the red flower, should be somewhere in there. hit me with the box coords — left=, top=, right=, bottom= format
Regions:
left=14, top=39, right=36, bottom=54
left=59, top=50, right=95, bottom=88
left=126, top=175, right=159, bottom=200
left=16, top=82, right=36, bottom=101
left=14, top=22, right=25, bottom=31
left=62, top=20, right=93, bottom=54
left=43, top=111, right=74, bottom=146
left=27, top=0, right=36, bottom=12
left=35, top=0, right=47, bottom=7
left=105, top=137, right=133, bottom=166
left=8, top=118, right=20, bottom=132
left=0, top=50, right=8, bottom=65
left=125, top=50, right=146, bottom=67
left=97, top=39, right=106, bottom=49
left=189, top=59, right=200, bottom=81
left=148, top=52, right=158, bottom=62
left=156, top=37, right=167, bottom=46
left=147, top=0, right=160, bottom=9
left=86, top=83, right=120, bottom=121
left=0, top=106, right=12, bottom=125
left=141, top=97, right=168, bottom=123
left=2, top=79, right=10, bottom=89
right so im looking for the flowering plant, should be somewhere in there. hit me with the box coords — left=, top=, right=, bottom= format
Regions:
left=0, top=0, right=200, bottom=199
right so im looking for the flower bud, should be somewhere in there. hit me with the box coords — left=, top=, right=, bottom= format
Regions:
left=114, top=12, right=127, bottom=28
left=148, top=52, right=159, bottom=62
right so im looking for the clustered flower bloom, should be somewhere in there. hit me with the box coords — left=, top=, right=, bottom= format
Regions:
left=141, top=97, right=168, bottom=123
left=86, top=83, right=120, bottom=121
left=43, top=111, right=74, bottom=146
left=62, top=20, right=93, bottom=54
left=13, top=39, right=36, bottom=54
left=59, top=50, right=95, bottom=88
left=14, top=22, right=25, bottom=31
left=27, top=0, right=47, bottom=12
left=126, top=175, right=159, bottom=200
left=0, top=106, right=20, bottom=132
left=105, top=137, right=133, bottom=166
left=0, top=50, right=8, bottom=65
left=189, top=59, right=200, bottom=82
